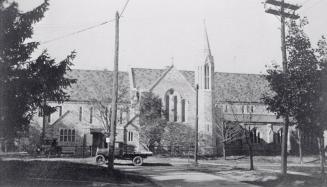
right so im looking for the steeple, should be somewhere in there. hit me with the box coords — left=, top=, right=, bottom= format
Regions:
left=204, top=21, right=214, bottom=64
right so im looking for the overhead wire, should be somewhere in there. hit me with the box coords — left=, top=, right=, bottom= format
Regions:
left=40, top=19, right=116, bottom=45
left=40, top=0, right=131, bottom=45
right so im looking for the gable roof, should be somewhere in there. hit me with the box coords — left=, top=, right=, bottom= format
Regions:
left=214, top=72, right=272, bottom=103
left=65, top=69, right=130, bottom=101
left=131, top=67, right=196, bottom=90
left=131, top=68, right=165, bottom=90
left=65, top=68, right=271, bottom=104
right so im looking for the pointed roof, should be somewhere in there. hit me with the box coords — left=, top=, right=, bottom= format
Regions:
left=204, top=21, right=212, bottom=58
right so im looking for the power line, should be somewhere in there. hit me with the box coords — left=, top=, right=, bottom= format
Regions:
left=40, top=0, right=131, bottom=45
left=120, top=0, right=130, bottom=17
left=40, top=18, right=116, bottom=45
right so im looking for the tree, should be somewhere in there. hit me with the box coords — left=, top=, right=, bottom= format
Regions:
left=263, top=18, right=327, bottom=177
left=91, top=86, right=129, bottom=136
left=0, top=0, right=76, bottom=148
left=215, top=84, right=256, bottom=170
left=315, top=36, right=327, bottom=178
left=161, top=122, right=194, bottom=156
left=214, top=105, right=243, bottom=160
left=139, top=92, right=167, bottom=151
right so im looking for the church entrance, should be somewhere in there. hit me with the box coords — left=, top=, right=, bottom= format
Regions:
left=90, top=129, right=105, bottom=156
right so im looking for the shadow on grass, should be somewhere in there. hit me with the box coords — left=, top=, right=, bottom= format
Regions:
left=244, top=174, right=326, bottom=187
left=115, top=162, right=172, bottom=167
left=0, top=159, right=152, bottom=187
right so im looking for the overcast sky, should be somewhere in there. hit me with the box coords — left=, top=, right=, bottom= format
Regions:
left=16, top=0, right=327, bottom=74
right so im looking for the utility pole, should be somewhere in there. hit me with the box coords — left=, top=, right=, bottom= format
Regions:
left=194, top=84, right=199, bottom=165
left=108, top=11, right=120, bottom=170
left=265, top=0, right=301, bottom=176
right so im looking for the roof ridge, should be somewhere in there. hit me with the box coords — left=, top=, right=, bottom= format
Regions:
left=51, top=111, right=71, bottom=126
left=149, top=65, right=174, bottom=91
left=71, top=68, right=129, bottom=73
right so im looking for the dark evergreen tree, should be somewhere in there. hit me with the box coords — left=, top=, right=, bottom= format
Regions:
left=0, top=0, right=76, bottom=148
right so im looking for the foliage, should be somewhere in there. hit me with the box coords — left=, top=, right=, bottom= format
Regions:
left=262, top=18, right=327, bottom=135
left=139, top=92, right=167, bottom=149
left=161, top=122, right=195, bottom=148
left=0, top=0, right=76, bottom=141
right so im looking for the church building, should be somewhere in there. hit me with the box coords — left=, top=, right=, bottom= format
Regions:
left=31, top=32, right=320, bottom=156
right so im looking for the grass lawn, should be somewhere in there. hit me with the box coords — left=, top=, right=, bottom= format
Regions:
left=0, top=159, right=153, bottom=187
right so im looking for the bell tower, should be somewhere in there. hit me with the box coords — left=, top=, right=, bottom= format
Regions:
left=195, top=23, right=216, bottom=154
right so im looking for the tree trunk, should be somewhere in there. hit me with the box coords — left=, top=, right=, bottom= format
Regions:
left=317, top=136, right=325, bottom=179
left=281, top=116, right=289, bottom=176
left=246, top=136, right=254, bottom=170
left=298, top=129, right=303, bottom=165
left=223, top=142, right=226, bottom=160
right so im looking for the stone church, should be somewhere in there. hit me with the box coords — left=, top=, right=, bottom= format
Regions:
left=32, top=33, right=321, bottom=156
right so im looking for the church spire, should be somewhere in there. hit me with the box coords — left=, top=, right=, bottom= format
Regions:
left=204, top=20, right=212, bottom=58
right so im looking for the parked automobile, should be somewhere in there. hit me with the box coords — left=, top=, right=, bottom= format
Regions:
left=95, top=142, right=152, bottom=166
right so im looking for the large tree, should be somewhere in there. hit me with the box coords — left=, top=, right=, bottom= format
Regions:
left=0, top=0, right=76, bottom=148
left=139, top=92, right=167, bottom=151
left=263, top=18, right=327, bottom=177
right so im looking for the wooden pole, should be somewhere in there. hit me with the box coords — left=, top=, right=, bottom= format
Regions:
left=194, top=84, right=199, bottom=165
left=265, top=0, right=301, bottom=177
left=108, top=12, right=119, bottom=170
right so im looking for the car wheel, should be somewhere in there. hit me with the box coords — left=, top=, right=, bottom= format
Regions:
left=96, top=155, right=106, bottom=165
left=132, top=156, right=143, bottom=166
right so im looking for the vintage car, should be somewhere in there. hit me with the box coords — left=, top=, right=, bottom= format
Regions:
left=95, top=141, right=153, bottom=166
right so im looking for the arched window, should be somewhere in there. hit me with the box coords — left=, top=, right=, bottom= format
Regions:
left=257, top=132, right=261, bottom=143
left=181, top=99, right=186, bottom=122
left=165, top=95, right=170, bottom=120
left=204, top=64, right=210, bottom=89
left=173, top=96, right=177, bottom=122
left=90, top=107, right=93, bottom=124
left=79, top=106, right=82, bottom=121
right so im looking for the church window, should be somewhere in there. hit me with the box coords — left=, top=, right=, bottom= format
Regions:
left=64, top=129, right=68, bottom=142
left=159, top=98, right=162, bottom=117
left=90, top=107, right=93, bottom=124
left=241, top=105, right=245, bottom=113
left=48, top=114, right=51, bottom=123
left=165, top=95, right=170, bottom=120
left=128, top=131, right=134, bottom=142
left=250, top=105, right=254, bottom=113
left=60, top=129, right=63, bottom=141
left=72, top=130, right=75, bottom=142
left=257, top=132, right=261, bottom=143
left=68, top=129, right=71, bottom=141
left=173, top=96, right=177, bottom=122
left=204, top=64, right=210, bottom=89
left=119, top=109, right=123, bottom=124
left=59, top=129, right=75, bottom=142
left=58, top=106, right=62, bottom=117
left=181, top=99, right=186, bottom=122
left=253, top=129, right=257, bottom=143
left=79, top=106, right=82, bottom=121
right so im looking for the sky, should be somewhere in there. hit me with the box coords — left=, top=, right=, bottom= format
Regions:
left=15, top=0, right=327, bottom=74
